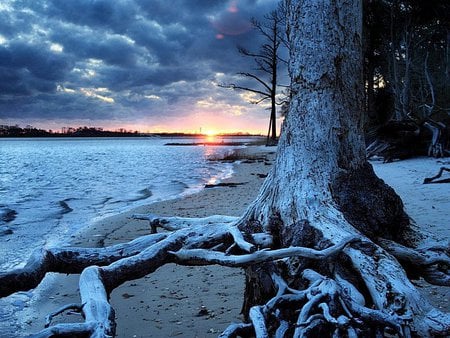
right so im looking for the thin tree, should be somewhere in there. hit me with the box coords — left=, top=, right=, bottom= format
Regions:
left=1, top=1, right=449, bottom=337
left=221, top=8, right=288, bottom=145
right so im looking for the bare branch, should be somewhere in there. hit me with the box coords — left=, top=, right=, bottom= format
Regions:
left=238, top=46, right=272, bottom=61
left=252, top=96, right=271, bottom=105
left=237, top=72, right=272, bottom=92
left=219, top=83, right=271, bottom=98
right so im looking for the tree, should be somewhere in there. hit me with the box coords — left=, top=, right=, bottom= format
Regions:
left=363, top=0, right=450, bottom=160
left=1, top=1, right=449, bottom=337
left=221, top=7, right=288, bottom=146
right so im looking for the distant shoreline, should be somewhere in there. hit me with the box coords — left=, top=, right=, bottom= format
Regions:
left=0, top=133, right=264, bottom=138
left=0, top=126, right=264, bottom=139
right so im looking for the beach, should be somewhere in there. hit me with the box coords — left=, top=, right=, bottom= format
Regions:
left=17, top=146, right=274, bottom=337
left=13, top=149, right=450, bottom=337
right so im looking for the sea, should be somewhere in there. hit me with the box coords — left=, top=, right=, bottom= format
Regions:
left=0, top=136, right=260, bottom=270
left=0, top=136, right=256, bottom=334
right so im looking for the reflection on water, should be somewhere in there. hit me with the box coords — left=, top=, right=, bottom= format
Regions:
left=0, top=137, right=251, bottom=271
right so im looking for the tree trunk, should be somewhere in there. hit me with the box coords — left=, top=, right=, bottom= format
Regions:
left=241, top=0, right=366, bottom=228
left=235, top=0, right=448, bottom=336
left=389, top=4, right=403, bottom=121
left=269, top=19, right=279, bottom=144
left=401, top=30, right=412, bottom=119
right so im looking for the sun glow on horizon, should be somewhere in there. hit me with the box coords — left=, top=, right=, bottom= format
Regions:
left=203, top=129, right=218, bottom=142
left=204, top=129, right=217, bottom=136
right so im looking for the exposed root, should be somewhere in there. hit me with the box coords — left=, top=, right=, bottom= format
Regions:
left=0, top=233, right=167, bottom=297
left=132, top=213, right=238, bottom=233
left=379, top=238, right=450, bottom=286
left=169, top=236, right=360, bottom=267
left=29, top=322, right=96, bottom=338
left=250, top=305, right=269, bottom=337
left=218, top=323, right=253, bottom=338
left=227, top=269, right=415, bottom=337
left=45, top=303, right=84, bottom=328
left=1, top=214, right=449, bottom=337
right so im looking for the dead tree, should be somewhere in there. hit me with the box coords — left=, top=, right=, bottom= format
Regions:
left=220, top=9, right=288, bottom=146
left=1, top=1, right=449, bottom=337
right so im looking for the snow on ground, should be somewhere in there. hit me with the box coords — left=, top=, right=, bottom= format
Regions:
left=372, top=157, right=450, bottom=312
left=371, top=157, right=450, bottom=243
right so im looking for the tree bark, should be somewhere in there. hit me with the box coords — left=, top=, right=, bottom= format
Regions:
left=240, top=0, right=367, bottom=234
left=233, top=0, right=449, bottom=336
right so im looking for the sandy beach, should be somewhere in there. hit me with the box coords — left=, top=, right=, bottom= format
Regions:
left=14, top=149, right=450, bottom=337
left=19, top=146, right=275, bottom=337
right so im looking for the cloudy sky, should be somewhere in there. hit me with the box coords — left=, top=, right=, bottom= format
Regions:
left=0, top=0, right=286, bottom=134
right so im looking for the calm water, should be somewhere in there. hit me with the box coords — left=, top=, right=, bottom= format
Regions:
left=0, top=136, right=251, bottom=271
left=0, top=136, right=257, bottom=334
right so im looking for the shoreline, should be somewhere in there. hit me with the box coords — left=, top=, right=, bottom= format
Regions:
left=18, top=146, right=275, bottom=337
left=7, top=151, right=449, bottom=337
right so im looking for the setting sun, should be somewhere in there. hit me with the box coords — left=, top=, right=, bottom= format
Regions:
left=204, top=130, right=218, bottom=142
left=204, top=130, right=217, bottom=136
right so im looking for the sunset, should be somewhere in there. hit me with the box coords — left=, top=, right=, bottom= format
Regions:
left=0, top=0, right=283, bottom=134
left=1, top=1, right=449, bottom=337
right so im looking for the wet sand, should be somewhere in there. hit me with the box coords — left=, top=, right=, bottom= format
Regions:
left=17, top=152, right=449, bottom=337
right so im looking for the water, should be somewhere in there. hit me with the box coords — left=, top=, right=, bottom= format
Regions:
left=0, top=136, right=252, bottom=271
left=0, top=136, right=259, bottom=335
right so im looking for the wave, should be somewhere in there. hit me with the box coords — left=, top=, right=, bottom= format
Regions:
left=126, top=188, right=153, bottom=202
left=170, top=180, right=190, bottom=190
left=92, top=197, right=113, bottom=208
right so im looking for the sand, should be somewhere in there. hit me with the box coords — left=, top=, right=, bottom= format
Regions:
left=14, top=151, right=450, bottom=337
left=19, top=146, right=274, bottom=337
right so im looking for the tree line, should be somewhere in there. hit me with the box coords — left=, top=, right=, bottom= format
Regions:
left=226, top=0, right=449, bottom=157
left=0, top=125, right=140, bottom=137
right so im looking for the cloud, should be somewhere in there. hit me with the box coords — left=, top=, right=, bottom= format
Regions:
left=0, top=0, right=283, bottom=132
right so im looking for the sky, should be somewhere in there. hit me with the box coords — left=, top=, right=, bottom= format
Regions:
left=0, top=0, right=285, bottom=134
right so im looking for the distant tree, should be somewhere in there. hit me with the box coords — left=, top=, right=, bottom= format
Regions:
left=221, top=6, right=288, bottom=145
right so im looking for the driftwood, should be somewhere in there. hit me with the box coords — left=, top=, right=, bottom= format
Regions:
left=423, top=167, right=450, bottom=184
left=366, top=119, right=449, bottom=162
left=205, top=182, right=247, bottom=188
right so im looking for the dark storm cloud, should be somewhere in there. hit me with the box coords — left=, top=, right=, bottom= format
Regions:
left=45, top=0, right=138, bottom=30
left=0, top=0, right=281, bottom=127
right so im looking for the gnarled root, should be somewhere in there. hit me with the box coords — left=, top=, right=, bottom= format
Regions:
left=222, top=269, right=413, bottom=338
left=379, top=238, right=450, bottom=286
left=2, top=214, right=449, bottom=337
left=0, top=233, right=167, bottom=297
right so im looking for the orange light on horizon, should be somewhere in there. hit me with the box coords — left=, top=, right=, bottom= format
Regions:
left=204, top=129, right=218, bottom=142
left=204, top=129, right=217, bottom=136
